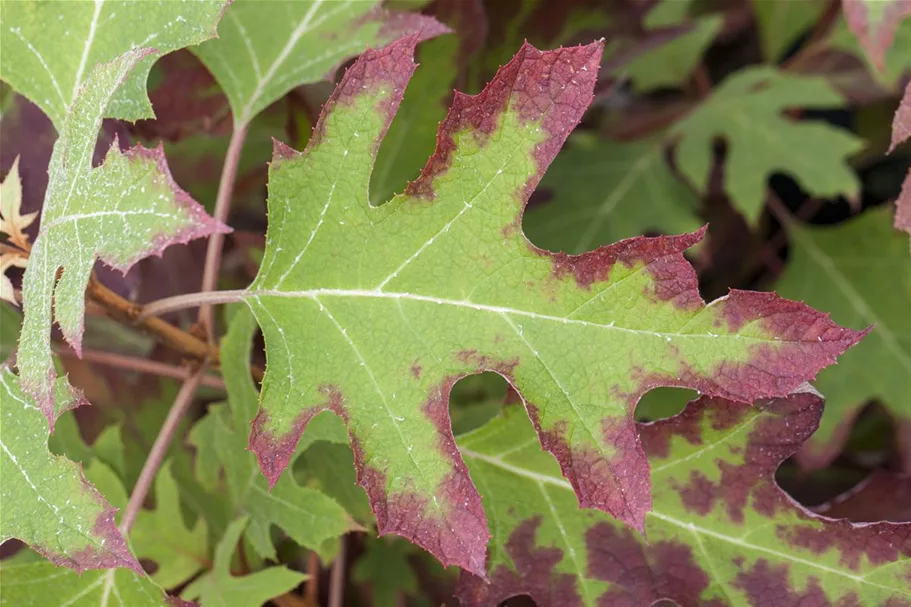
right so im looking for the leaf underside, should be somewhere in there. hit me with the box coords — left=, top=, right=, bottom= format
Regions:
left=238, top=36, right=863, bottom=576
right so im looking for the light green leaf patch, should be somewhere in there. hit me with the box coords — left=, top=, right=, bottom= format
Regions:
left=774, top=206, right=911, bottom=469
left=14, top=49, right=228, bottom=424
left=0, top=552, right=174, bottom=607
left=182, top=515, right=306, bottom=607
left=0, top=0, right=225, bottom=128
left=0, top=368, right=138, bottom=573
left=189, top=307, right=356, bottom=561
left=192, top=0, right=447, bottom=127
left=527, top=133, right=702, bottom=252
left=671, top=67, right=864, bottom=223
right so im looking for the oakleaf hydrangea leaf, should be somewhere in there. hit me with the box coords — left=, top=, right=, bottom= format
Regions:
left=0, top=368, right=139, bottom=573
left=240, top=37, right=863, bottom=576
left=0, top=0, right=226, bottom=128
left=890, top=82, right=911, bottom=243
left=527, top=133, right=702, bottom=252
left=457, top=391, right=911, bottom=606
left=774, top=207, right=911, bottom=469
left=352, top=536, right=420, bottom=607
left=181, top=515, right=306, bottom=607
left=842, top=0, right=911, bottom=71
left=189, top=307, right=355, bottom=561
left=192, top=0, right=448, bottom=127
left=670, top=67, right=864, bottom=223
left=15, top=50, right=228, bottom=425
left=132, top=460, right=209, bottom=589
left=0, top=553, right=179, bottom=607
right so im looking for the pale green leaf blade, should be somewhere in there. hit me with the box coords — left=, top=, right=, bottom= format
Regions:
left=0, top=369, right=139, bottom=573
left=774, top=207, right=911, bottom=468
left=132, top=460, right=208, bottom=589
left=208, top=306, right=355, bottom=560
left=0, top=556, right=176, bottom=607
left=242, top=38, right=863, bottom=576
left=181, top=515, right=306, bottom=607
left=192, top=0, right=447, bottom=126
left=457, top=394, right=911, bottom=606
left=0, top=0, right=225, bottom=127
left=671, top=67, right=864, bottom=223
left=527, top=133, right=702, bottom=252
left=16, top=50, right=228, bottom=423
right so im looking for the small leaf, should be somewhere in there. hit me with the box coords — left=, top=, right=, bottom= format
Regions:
left=181, top=515, right=306, bottom=607
left=0, top=0, right=226, bottom=127
left=191, top=306, right=355, bottom=561
left=353, top=536, right=419, bottom=607
left=0, top=368, right=139, bottom=573
left=0, top=553, right=179, bottom=607
left=774, top=207, right=911, bottom=469
left=0, top=156, right=38, bottom=249
left=751, top=0, right=827, bottom=62
left=842, top=0, right=911, bottom=71
left=457, top=392, right=911, bottom=606
left=132, top=460, right=209, bottom=589
left=15, top=50, right=229, bottom=425
left=192, top=0, right=448, bottom=127
left=671, top=67, right=864, bottom=223
left=243, top=38, right=863, bottom=576
left=527, top=133, right=702, bottom=252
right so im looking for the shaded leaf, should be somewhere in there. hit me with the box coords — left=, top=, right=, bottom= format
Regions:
left=0, top=303, right=21, bottom=362
left=751, top=0, right=827, bottom=63
left=813, top=471, right=911, bottom=523
left=0, top=368, right=138, bottom=573
left=353, top=536, right=419, bottom=607
left=842, top=0, right=911, bottom=71
left=190, top=307, right=354, bottom=561
left=181, top=515, right=306, bottom=607
left=132, top=460, right=209, bottom=589
left=457, top=392, right=911, bottom=606
left=14, top=50, right=228, bottom=425
left=527, top=133, right=702, bottom=252
left=671, top=67, right=864, bottom=223
left=774, top=207, right=911, bottom=469
left=192, top=0, right=447, bottom=127
left=242, top=38, right=862, bottom=576
left=826, top=15, right=911, bottom=89
left=0, top=0, right=225, bottom=127
left=0, top=552, right=179, bottom=607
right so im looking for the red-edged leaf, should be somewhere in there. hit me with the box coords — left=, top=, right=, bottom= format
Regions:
left=842, top=0, right=911, bottom=70
left=890, top=82, right=911, bottom=242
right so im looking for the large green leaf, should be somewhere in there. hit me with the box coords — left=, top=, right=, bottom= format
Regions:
left=0, top=553, right=174, bottom=607
left=0, top=369, right=138, bottom=573
left=527, top=133, right=702, bottom=252
left=671, top=67, right=864, bottom=223
left=181, top=515, right=306, bottom=607
left=774, top=207, right=911, bottom=468
left=192, top=0, right=446, bottom=127
left=189, top=306, right=355, bottom=561
left=0, top=0, right=225, bottom=128
left=238, top=38, right=862, bottom=575
left=457, top=392, right=911, bottom=606
left=13, top=50, right=227, bottom=424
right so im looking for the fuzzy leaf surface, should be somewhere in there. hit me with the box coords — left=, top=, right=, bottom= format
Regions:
left=890, top=82, right=911, bottom=242
left=457, top=392, right=911, bottom=606
left=15, top=51, right=228, bottom=424
left=192, top=0, right=447, bottom=126
left=842, top=0, right=911, bottom=70
left=0, top=0, right=225, bottom=128
left=190, top=307, right=354, bottom=561
left=774, top=207, right=911, bottom=469
left=527, top=133, right=702, bottom=252
left=181, top=516, right=306, bottom=607
left=671, top=67, right=863, bottom=223
left=241, top=37, right=863, bottom=576
left=0, top=369, right=138, bottom=573
left=0, top=554, right=177, bottom=607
